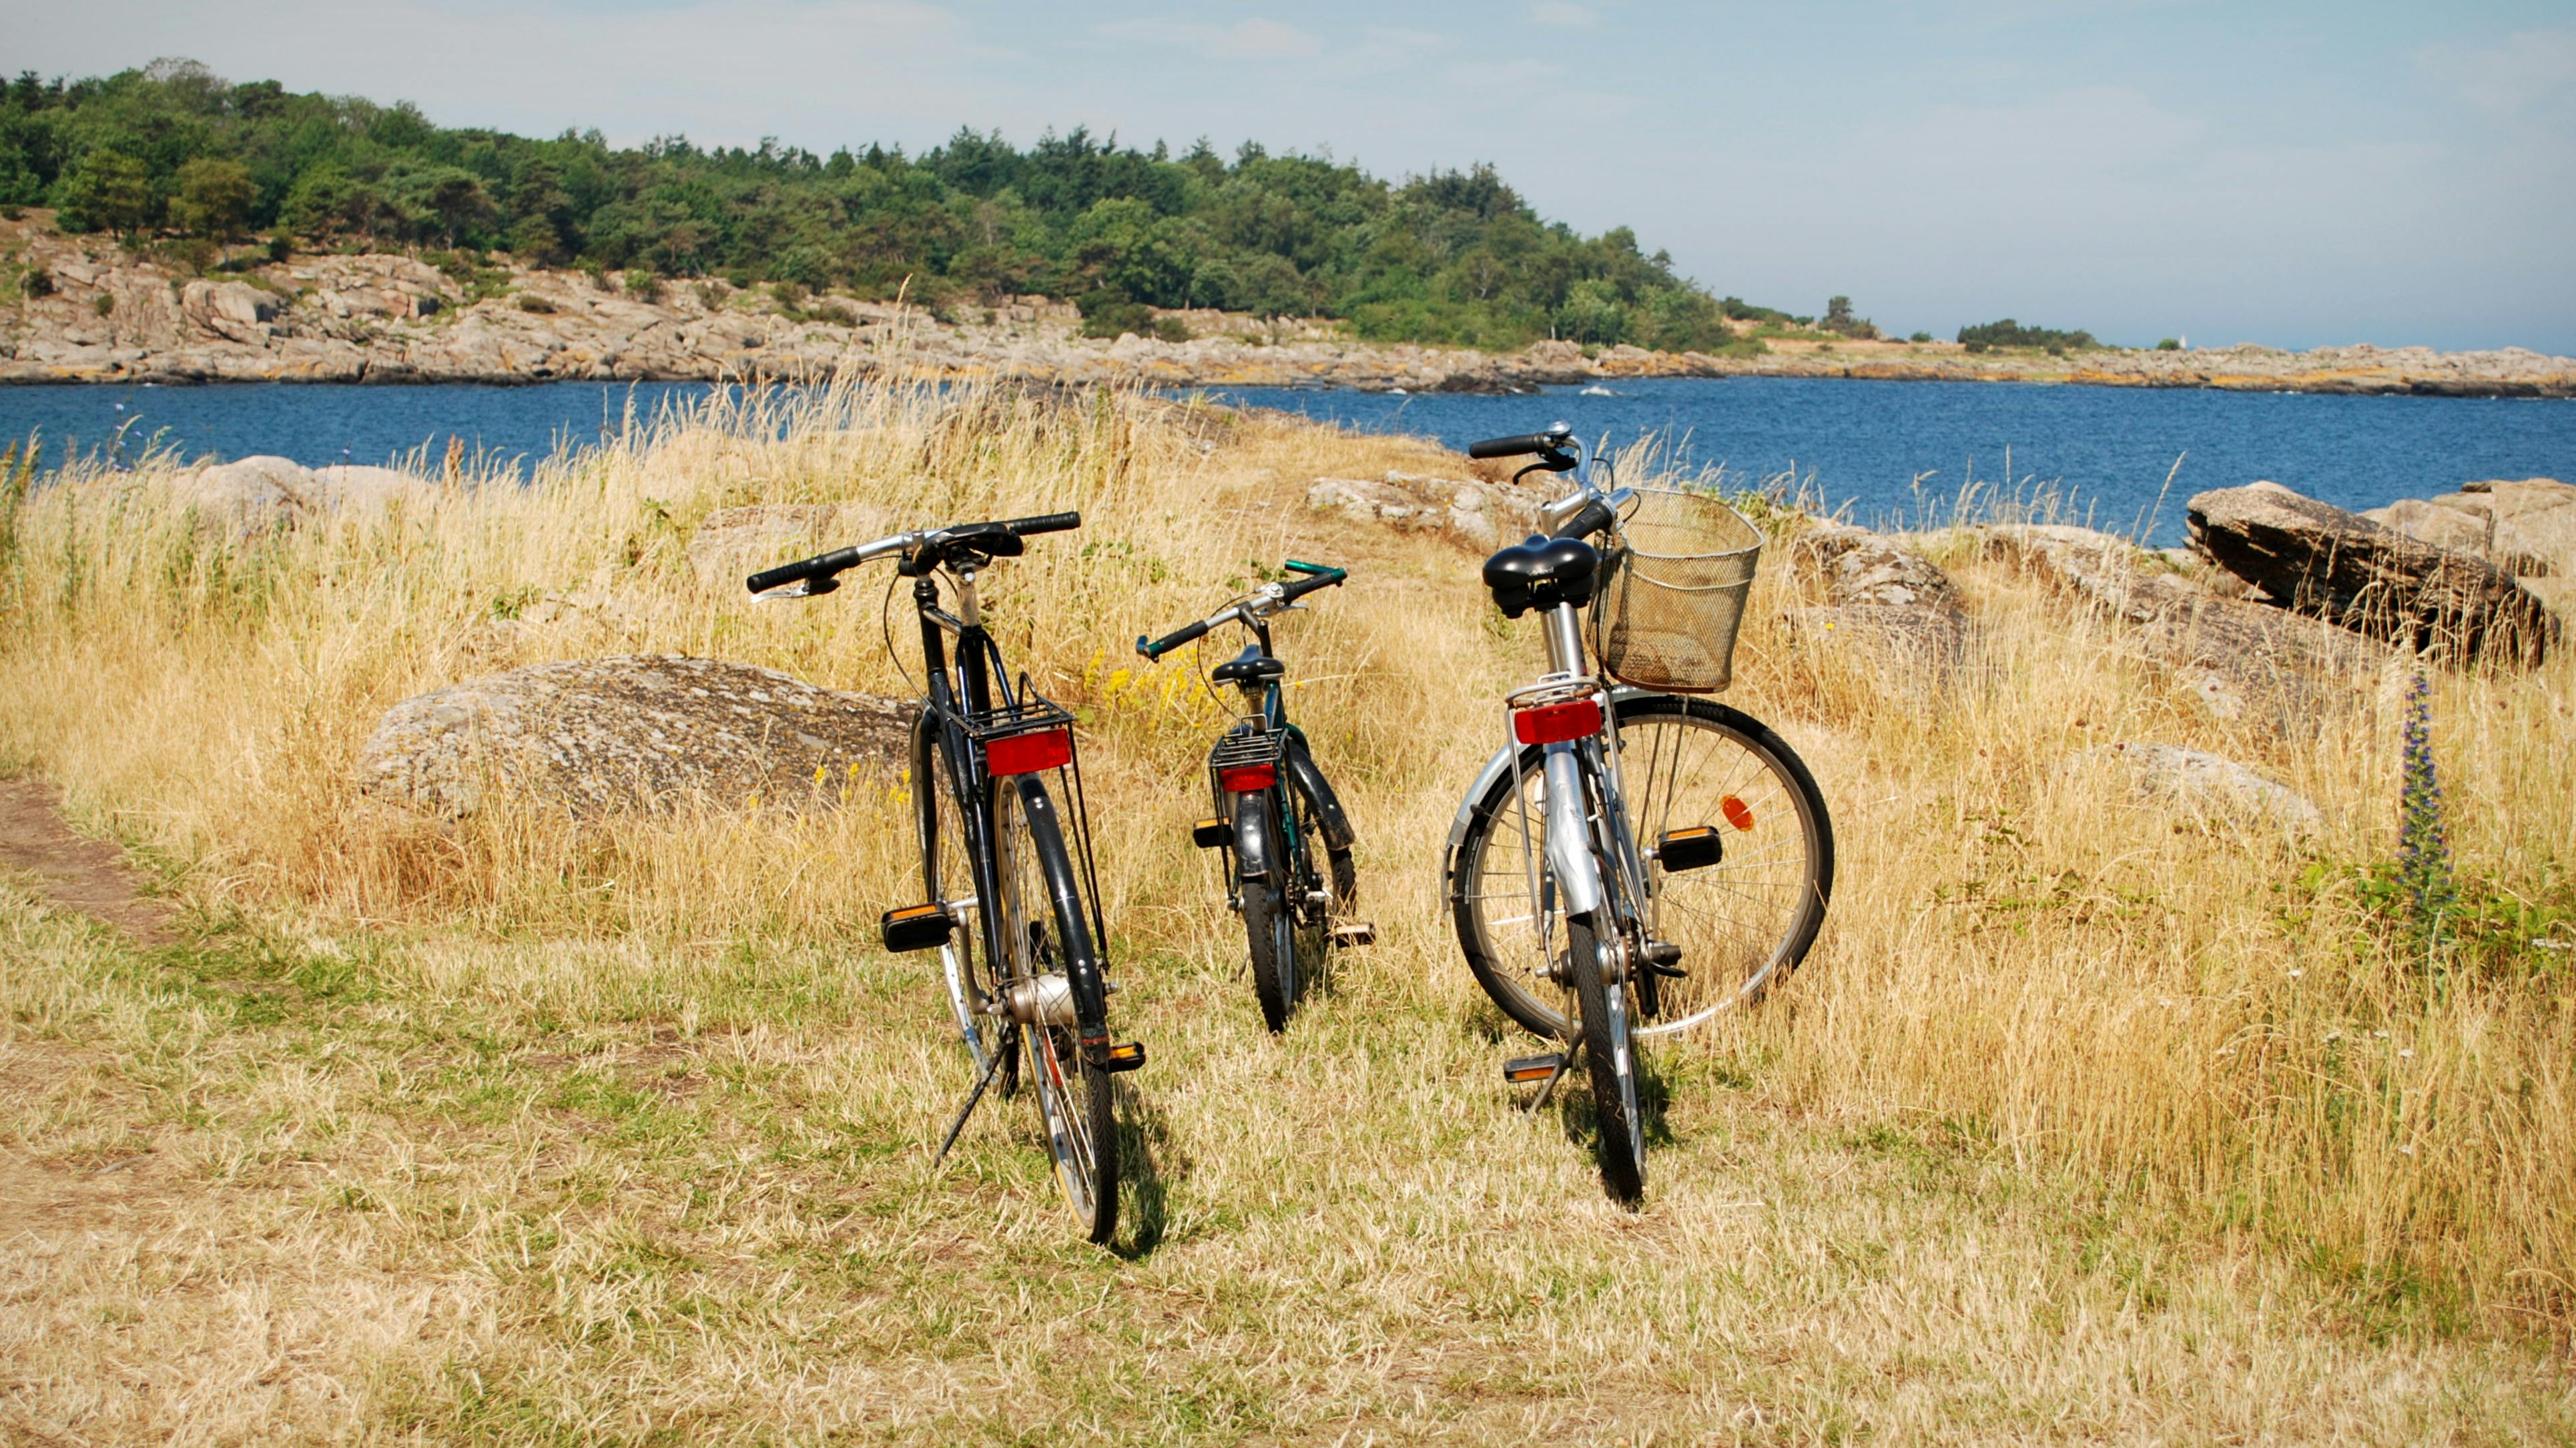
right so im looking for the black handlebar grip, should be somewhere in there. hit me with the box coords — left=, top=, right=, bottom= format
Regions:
left=1281, top=567, right=1347, bottom=603
left=1550, top=498, right=1617, bottom=542
left=1005, top=510, right=1082, bottom=536
left=1138, top=617, right=1212, bottom=659
left=746, top=545, right=861, bottom=595
left=1466, top=432, right=1558, bottom=460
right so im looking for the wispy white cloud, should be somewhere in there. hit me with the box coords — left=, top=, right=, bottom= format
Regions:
left=2421, top=27, right=2576, bottom=117
left=1096, top=16, right=1320, bottom=60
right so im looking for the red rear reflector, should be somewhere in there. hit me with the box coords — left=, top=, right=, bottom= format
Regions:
left=1218, top=763, right=1277, bottom=792
left=1721, top=795, right=1754, bottom=831
left=1513, top=697, right=1602, bottom=745
left=986, top=727, right=1072, bottom=776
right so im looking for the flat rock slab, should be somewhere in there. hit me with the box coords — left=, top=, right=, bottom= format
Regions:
left=1985, top=523, right=2391, bottom=726
left=2186, top=481, right=2551, bottom=662
left=2069, top=741, right=2322, bottom=836
left=357, top=655, right=913, bottom=817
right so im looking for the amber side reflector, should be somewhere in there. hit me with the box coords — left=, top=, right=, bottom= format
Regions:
left=880, top=903, right=955, bottom=954
left=1504, top=1052, right=1564, bottom=1083
left=1513, top=697, right=1602, bottom=745
left=986, top=726, right=1073, bottom=777
left=1217, top=763, right=1277, bottom=792
left=1096, top=1040, right=1148, bottom=1073
left=1191, top=817, right=1229, bottom=848
left=1658, top=825, right=1723, bottom=872
left=1721, top=794, right=1756, bottom=831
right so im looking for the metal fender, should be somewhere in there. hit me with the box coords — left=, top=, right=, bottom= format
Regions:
left=1281, top=733, right=1356, bottom=851
left=1230, top=789, right=1276, bottom=883
left=1540, top=743, right=1604, bottom=918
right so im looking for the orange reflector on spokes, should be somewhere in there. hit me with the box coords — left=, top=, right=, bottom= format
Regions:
left=986, top=726, right=1073, bottom=776
left=1721, top=795, right=1755, bottom=831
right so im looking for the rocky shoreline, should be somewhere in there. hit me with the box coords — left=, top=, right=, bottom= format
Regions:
left=7, top=214, right=2573, bottom=398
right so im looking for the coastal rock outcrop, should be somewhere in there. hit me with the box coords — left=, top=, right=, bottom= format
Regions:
left=2068, top=741, right=2322, bottom=837
left=1984, top=524, right=2389, bottom=723
left=2186, top=482, right=2551, bottom=663
left=2364, top=478, right=2576, bottom=623
left=1306, top=472, right=1540, bottom=549
left=176, top=454, right=426, bottom=530
left=356, top=655, right=911, bottom=817
left=1785, top=524, right=1969, bottom=675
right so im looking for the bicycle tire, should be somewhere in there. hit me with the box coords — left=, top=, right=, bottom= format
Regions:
left=1451, top=695, right=1833, bottom=1040
left=914, top=712, right=1013, bottom=1089
left=1567, top=910, right=1645, bottom=1204
left=1241, top=801, right=1301, bottom=1034
left=994, top=775, right=1120, bottom=1243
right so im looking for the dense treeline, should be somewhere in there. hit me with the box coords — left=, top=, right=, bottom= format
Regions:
left=1956, top=318, right=2098, bottom=353
left=0, top=59, right=1768, bottom=351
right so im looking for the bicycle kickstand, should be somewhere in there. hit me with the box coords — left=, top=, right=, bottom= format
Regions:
left=933, top=1043, right=1011, bottom=1164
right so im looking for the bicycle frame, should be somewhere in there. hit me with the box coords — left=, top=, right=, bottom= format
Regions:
left=914, top=564, right=1113, bottom=1054
left=1454, top=454, right=1655, bottom=986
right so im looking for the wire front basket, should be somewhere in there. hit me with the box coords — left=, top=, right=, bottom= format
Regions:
left=1589, top=487, right=1763, bottom=694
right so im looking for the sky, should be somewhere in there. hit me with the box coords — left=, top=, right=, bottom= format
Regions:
left=10, top=0, right=2576, bottom=354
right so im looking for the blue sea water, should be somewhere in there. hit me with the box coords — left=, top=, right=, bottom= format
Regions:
left=3, top=376, right=2570, bottom=547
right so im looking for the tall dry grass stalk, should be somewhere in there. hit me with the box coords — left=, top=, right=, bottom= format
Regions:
left=2, top=371, right=2570, bottom=1372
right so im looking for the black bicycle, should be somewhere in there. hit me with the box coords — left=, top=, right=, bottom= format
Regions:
left=1444, top=424, right=1833, bottom=1204
left=1138, top=561, right=1369, bottom=1032
left=747, top=511, right=1145, bottom=1244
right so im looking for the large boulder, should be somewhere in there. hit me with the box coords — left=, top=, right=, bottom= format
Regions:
left=180, top=279, right=284, bottom=343
left=1785, top=524, right=1968, bottom=675
left=2366, top=478, right=2576, bottom=623
left=356, top=655, right=912, bottom=817
left=173, top=455, right=427, bottom=530
left=2186, top=481, right=2551, bottom=661
left=1985, top=524, right=2389, bottom=724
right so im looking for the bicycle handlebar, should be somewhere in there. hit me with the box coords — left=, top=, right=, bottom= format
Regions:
left=744, top=510, right=1082, bottom=595
left=1466, top=422, right=1578, bottom=465
left=1136, top=561, right=1347, bottom=659
left=1550, top=497, right=1618, bottom=542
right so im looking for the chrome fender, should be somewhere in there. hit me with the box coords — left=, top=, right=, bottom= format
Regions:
left=1440, top=740, right=1601, bottom=917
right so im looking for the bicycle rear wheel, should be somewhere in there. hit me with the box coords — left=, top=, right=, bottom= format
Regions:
left=994, top=774, right=1120, bottom=1243
left=1451, top=695, right=1833, bottom=1040
left=1240, top=791, right=1301, bottom=1034
left=1567, top=910, right=1644, bottom=1204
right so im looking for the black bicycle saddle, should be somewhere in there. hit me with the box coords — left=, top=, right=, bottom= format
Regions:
left=1482, top=535, right=1601, bottom=618
left=1211, top=645, right=1287, bottom=685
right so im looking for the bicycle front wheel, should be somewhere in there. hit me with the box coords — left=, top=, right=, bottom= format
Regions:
left=914, top=712, right=1010, bottom=1086
left=993, top=774, right=1120, bottom=1244
left=1451, top=695, right=1833, bottom=1040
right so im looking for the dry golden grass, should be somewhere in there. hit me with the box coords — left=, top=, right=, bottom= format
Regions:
left=1, top=376, right=2571, bottom=1443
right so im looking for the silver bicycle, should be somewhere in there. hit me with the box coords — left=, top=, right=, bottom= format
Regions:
left=1443, top=424, right=1833, bottom=1203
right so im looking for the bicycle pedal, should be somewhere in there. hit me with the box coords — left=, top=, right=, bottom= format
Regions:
left=1642, top=940, right=1687, bottom=978
left=1655, top=825, right=1724, bottom=872
left=1191, top=817, right=1229, bottom=848
left=1504, top=1053, right=1565, bottom=1084
left=880, top=903, right=956, bottom=954
left=1330, top=920, right=1377, bottom=948
left=1088, top=1040, right=1148, bottom=1074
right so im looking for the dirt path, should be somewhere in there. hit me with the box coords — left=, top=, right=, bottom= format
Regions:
left=0, top=777, right=174, bottom=945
